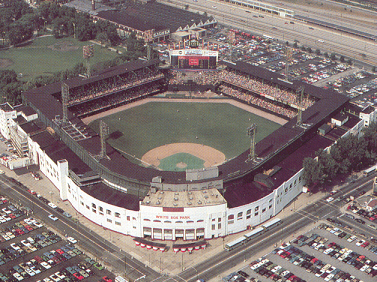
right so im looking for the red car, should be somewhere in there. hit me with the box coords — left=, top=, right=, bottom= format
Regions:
left=102, top=276, right=113, bottom=282
left=73, top=273, right=84, bottom=280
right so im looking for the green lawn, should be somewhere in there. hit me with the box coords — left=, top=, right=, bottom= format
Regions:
left=89, top=102, right=281, bottom=161
left=0, top=36, right=118, bottom=80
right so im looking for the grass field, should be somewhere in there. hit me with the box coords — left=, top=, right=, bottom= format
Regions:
left=89, top=102, right=281, bottom=161
left=0, top=36, right=118, bottom=80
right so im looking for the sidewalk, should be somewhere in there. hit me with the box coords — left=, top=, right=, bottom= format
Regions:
left=1, top=164, right=362, bottom=278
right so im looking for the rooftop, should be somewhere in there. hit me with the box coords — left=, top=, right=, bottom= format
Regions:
left=141, top=188, right=226, bottom=208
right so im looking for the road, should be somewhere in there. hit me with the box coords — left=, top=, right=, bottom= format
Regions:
left=165, top=174, right=376, bottom=281
left=0, top=171, right=375, bottom=282
left=0, top=175, right=161, bottom=282
left=160, top=0, right=377, bottom=65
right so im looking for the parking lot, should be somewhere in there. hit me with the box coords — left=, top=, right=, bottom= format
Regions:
left=0, top=195, right=115, bottom=282
left=222, top=219, right=377, bottom=282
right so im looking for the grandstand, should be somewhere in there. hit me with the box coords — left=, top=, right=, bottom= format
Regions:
left=17, top=58, right=356, bottom=240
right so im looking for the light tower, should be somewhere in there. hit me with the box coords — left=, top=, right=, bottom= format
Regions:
left=99, top=120, right=109, bottom=160
left=147, top=44, right=151, bottom=61
left=285, top=47, right=292, bottom=82
left=296, top=86, right=304, bottom=126
left=83, top=45, right=94, bottom=78
left=247, top=123, right=257, bottom=161
left=61, top=82, right=69, bottom=123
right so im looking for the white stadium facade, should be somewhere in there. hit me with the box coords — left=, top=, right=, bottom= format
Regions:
left=0, top=58, right=374, bottom=242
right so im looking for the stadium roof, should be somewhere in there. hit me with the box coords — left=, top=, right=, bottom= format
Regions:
left=95, top=2, right=214, bottom=33
left=23, top=59, right=351, bottom=208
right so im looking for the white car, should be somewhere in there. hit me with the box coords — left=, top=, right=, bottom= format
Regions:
left=41, top=262, right=51, bottom=269
left=356, top=239, right=365, bottom=246
left=48, top=203, right=57, bottom=209
left=326, top=197, right=334, bottom=202
left=10, top=243, right=20, bottom=250
left=13, top=273, right=23, bottom=281
left=67, top=236, right=77, bottom=244
left=48, top=214, right=58, bottom=221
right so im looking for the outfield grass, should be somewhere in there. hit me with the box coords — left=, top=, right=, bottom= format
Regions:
left=89, top=102, right=281, bottom=160
left=0, top=36, right=118, bottom=80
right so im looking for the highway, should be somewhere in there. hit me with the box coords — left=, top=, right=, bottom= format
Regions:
left=160, top=0, right=377, bottom=65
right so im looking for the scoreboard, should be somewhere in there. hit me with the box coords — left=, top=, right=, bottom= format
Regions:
left=170, top=49, right=218, bottom=70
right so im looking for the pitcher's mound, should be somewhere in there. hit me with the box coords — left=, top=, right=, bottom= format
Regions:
left=176, top=162, right=187, bottom=168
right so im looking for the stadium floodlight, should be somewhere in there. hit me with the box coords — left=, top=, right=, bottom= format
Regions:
left=61, top=83, right=69, bottom=123
left=296, top=86, right=304, bottom=126
left=83, top=45, right=94, bottom=77
left=247, top=123, right=257, bottom=161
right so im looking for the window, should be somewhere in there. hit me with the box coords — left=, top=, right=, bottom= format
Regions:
left=255, top=206, right=259, bottom=211
left=133, top=217, right=136, bottom=221
left=294, top=180, right=297, bottom=186
left=212, top=218, right=216, bottom=222
left=99, top=206, right=103, bottom=212
left=153, top=220, right=161, bottom=223
left=218, top=217, right=221, bottom=222
left=218, top=223, right=221, bottom=229
left=255, top=212, right=259, bottom=216
left=115, top=212, right=120, bottom=218
left=164, top=220, right=171, bottom=224
left=92, top=209, right=96, bottom=213
left=127, top=216, right=130, bottom=221
left=262, top=208, right=266, bottom=213
left=176, top=221, right=183, bottom=224
left=86, top=205, right=89, bottom=210
left=187, top=220, right=194, bottom=224
left=115, top=221, right=121, bottom=226
left=246, top=209, right=251, bottom=219
left=269, top=199, right=273, bottom=203
left=143, top=219, right=150, bottom=222
left=237, top=212, right=243, bottom=220
left=92, top=203, right=96, bottom=209
left=197, top=219, right=204, bottom=223
left=228, top=215, right=234, bottom=220
left=269, top=205, right=272, bottom=209
left=289, top=183, right=292, bottom=189
left=80, top=201, right=84, bottom=206
left=212, top=224, right=215, bottom=230
left=107, top=218, right=112, bottom=223
left=285, top=188, right=288, bottom=193
left=106, top=210, right=111, bottom=215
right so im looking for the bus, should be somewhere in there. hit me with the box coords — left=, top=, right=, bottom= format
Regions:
left=262, top=218, right=282, bottom=231
left=363, top=165, right=377, bottom=176
left=244, top=227, right=264, bottom=240
left=225, top=236, right=247, bottom=251
left=225, top=219, right=282, bottom=251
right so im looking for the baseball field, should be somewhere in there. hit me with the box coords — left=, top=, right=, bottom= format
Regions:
left=87, top=98, right=283, bottom=171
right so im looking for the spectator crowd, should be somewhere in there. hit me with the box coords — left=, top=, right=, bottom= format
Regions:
left=68, top=68, right=164, bottom=106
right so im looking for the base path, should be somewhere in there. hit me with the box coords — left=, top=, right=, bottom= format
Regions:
left=141, top=143, right=226, bottom=169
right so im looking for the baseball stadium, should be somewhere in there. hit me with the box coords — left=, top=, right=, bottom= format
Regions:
left=8, top=50, right=362, bottom=242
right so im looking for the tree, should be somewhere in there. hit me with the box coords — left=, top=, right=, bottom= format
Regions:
left=293, top=42, right=298, bottom=48
left=302, top=157, right=324, bottom=187
left=184, top=4, right=189, bottom=10
left=307, top=47, right=312, bottom=53
left=324, top=52, right=329, bottom=58
left=301, top=46, right=306, bottom=52
left=372, top=66, right=377, bottom=72
left=8, top=21, right=33, bottom=45
left=340, top=55, right=345, bottom=62
left=330, top=53, right=337, bottom=60
left=347, top=59, right=353, bottom=65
